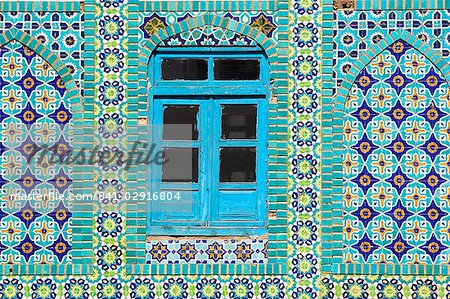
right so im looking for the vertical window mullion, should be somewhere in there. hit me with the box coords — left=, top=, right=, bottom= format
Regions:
left=208, top=98, right=220, bottom=225
left=208, top=56, right=214, bottom=83
left=199, top=99, right=212, bottom=226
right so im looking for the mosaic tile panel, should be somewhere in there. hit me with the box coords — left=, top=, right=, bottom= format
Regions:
left=0, top=40, right=72, bottom=264
left=288, top=0, right=322, bottom=297
left=0, top=12, right=84, bottom=90
left=146, top=239, right=268, bottom=264
left=139, top=11, right=278, bottom=47
left=343, top=39, right=450, bottom=265
left=320, top=2, right=450, bottom=297
left=334, top=10, right=450, bottom=91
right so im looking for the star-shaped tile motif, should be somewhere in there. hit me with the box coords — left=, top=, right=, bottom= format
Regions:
left=14, top=102, right=43, bottom=125
left=354, top=71, right=380, bottom=96
left=13, top=234, right=42, bottom=262
left=351, top=233, right=380, bottom=261
left=14, top=69, right=43, bottom=97
left=351, top=133, right=379, bottom=161
left=387, top=167, right=412, bottom=195
left=351, top=166, right=380, bottom=195
left=48, top=169, right=73, bottom=194
left=418, top=101, right=447, bottom=129
left=48, top=102, right=72, bottom=128
left=350, top=100, right=379, bottom=128
left=387, top=40, right=410, bottom=62
left=49, top=234, right=71, bottom=262
left=386, top=134, right=413, bottom=161
left=48, top=201, right=72, bottom=229
left=177, top=242, right=198, bottom=263
left=419, top=167, right=446, bottom=195
left=386, top=100, right=413, bottom=127
left=418, top=133, right=447, bottom=162
left=15, top=135, right=42, bottom=163
left=419, top=200, right=448, bottom=229
left=419, top=234, right=448, bottom=262
left=385, top=66, right=413, bottom=95
left=48, top=76, right=66, bottom=98
left=14, top=168, right=42, bottom=195
left=13, top=201, right=42, bottom=229
left=350, top=199, right=380, bottom=227
left=386, top=199, right=413, bottom=229
left=418, top=67, right=446, bottom=96
left=387, top=233, right=413, bottom=262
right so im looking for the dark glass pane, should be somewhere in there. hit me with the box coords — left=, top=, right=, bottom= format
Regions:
left=161, top=59, right=208, bottom=80
left=214, top=59, right=260, bottom=80
left=222, top=105, right=257, bottom=139
left=162, top=148, right=198, bottom=183
left=220, top=148, right=256, bottom=182
left=163, top=105, right=199, bottom=140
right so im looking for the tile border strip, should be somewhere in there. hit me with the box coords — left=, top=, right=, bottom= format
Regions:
left=356, top=0, right=450, bottom=10
left=126, top=6, right=288, bottom=275
left=0, top=1, right=83, bottom=12
left=140, top=0, right=278, bottom=12
left=321, top=0, right=335, bottom=274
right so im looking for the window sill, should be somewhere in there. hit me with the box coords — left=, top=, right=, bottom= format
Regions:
left=147, top=226, right=268, bottom=236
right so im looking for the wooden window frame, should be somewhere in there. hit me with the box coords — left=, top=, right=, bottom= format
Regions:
left=147, top=47, right=270, bottom=236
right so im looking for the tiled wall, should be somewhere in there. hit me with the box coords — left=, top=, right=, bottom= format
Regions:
left=15, top=0, right=450, bottom=298
left=322, top=0, right=450, bottom=297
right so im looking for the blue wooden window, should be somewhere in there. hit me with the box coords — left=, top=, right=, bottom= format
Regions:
left=148, top=47, right=269, bottom=236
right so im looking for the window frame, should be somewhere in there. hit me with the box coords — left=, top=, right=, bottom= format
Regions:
left=151, top=47, right=270, bottom=96
left=147, top=47, right=270, bottom=236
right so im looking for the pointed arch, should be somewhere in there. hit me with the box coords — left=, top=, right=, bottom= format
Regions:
left=0, top=28, right=83, bottom=116
left=138, top=13, right=278, bottom=68
left=136, top=14, right=278, bottom=120
left=335, top=29, right=450, bottom=117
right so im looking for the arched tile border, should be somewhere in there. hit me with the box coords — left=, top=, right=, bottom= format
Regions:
left=126, top=13, right=288, bottom=276
left=0, top=28, right=93, bottom=275
left=322, top=29, right=450, bottom=275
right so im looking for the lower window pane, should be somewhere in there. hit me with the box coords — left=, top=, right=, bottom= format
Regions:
left=220, top=147, right=256, bottom=182
left=162, top=148, right=199, bottom=183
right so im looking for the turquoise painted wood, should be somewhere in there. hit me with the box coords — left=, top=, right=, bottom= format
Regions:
left=147, top=47, right=270, bottom=236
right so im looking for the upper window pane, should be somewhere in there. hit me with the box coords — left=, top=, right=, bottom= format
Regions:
left=163, top=105, right=199, bottom=140
left=214, top=59, right=260, bottom=80
left=161, top=59, right=208, bottom=80
left=221, top=105, right=257, bottom=139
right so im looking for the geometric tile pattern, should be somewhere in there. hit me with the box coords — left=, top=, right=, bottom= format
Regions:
left=334, top=10, right=450, bottom=91
left=0, top=40, right=72, bottom=265
left=323, top=2, right=450, bottom=298
left=146, top=239, right=267, bottom=264
left=0, top=12, right=84, bottom=91
left=343, top=39, right=450, bottom=265
left=139, top=11, right=278, bottom=47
